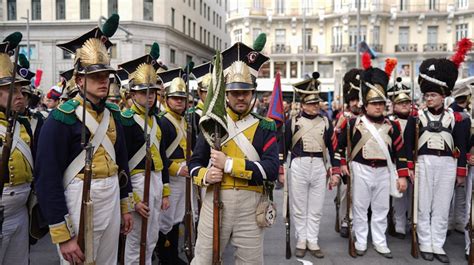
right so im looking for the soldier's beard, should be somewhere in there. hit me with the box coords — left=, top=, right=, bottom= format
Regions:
left=350, top=105, right=361, bottom=115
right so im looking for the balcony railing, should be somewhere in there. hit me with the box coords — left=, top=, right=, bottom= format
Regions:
left=371, top=44, right=383, bottom=53
left=331, top=45, right=357, bottom=53
left=298, top=45, right=318, bottom=53
left=271, top=44, right=291, bottom=54
left=395, top=44, right=418, bottom=52
left=423, top=43, right=447, bottom=52
left=397, top=3, right=447, bottom=13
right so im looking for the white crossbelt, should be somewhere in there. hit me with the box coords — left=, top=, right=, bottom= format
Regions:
left=0, top=122, right=34, bottom=169
left=224, top=114, right=267, bottom=180
left=128, top=114, right=160, bottom=171
left=164, top=112, right=186, bottom=158
left=361, top=116, right=402, bottom=198
left=62, top=107, right=114, bottom=188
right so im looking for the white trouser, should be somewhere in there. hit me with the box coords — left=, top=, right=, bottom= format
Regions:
left=125, top=171, right=163, bottom=265
left=351, top=161, right=390, bottom=251
left=416, top=155, right=456, bottom=254
left=58, top=175, right=121, bottom=265
left=290, top=157, right=326, bottom=249
left=339, top=183, right=348, bottom=227
left=0, top=183, right=30, bottom=265
left=449, top=184, right=466, bottom=231
left=159, top=175, right=185, bottom=234
left=393, top=186, right=410, bottom=234
left=465, top=167, right=473, bottom=255
left=191, top=189, right=264, bottom=265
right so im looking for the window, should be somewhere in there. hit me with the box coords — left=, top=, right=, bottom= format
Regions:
left=193, top=22, right=196, bottom=39
left=302, top=28, right=312, bottom=49
left=456, top=24, right=468, bottom=42
left=7, top=0, right=16, bottom=20
left=171, top=8, right=175, bottom=28
left=170, top=49, right=176, bottom=64
left=204, top=29, right=207, bottom=43
left=400, top=0, right=408, bottom=11
left=372, top=26, right=380, bottom=45
left=333, top=0, right=342, bottom=11
left=32, top=0, right=41, bottom=20
left=109, top=44, right=117, bottom=59
left=183, top=16, right=186, bottom=33
left=332, top=26, right=342, bottom=46
left=290, top=61, right=298, bottom=78
left=427, top=26, right=438, bottom=44
left=428, top=0, right=437, bottom=10
left=108, top=0, right=118, bottom=16
left=275, top=0, right=285, bottom=14
left=259, top=61, right=270, bottom=78
left=234, top=29, right=242, bottom=43
left=200, top=0, right=202, bottom=14
left=318, top=61, right=333, bottom=78
left=275, top=29, right=286, bottom=44
left=349, top=26, right=366, bottom=47
left=457, top=0, right=468, bottom=8
left=204, top=3, right=207, bottom=17
left=188, top=19, right=191, bottom=36
left=63, top=50, right=72, bottom=59
left=200, top=26, right=202, bottom=42
left=208, top=6, right=210, bottom=20
left=19, top=44, right=37, bottom=60
left=143, top=0, right=153, bottom=21
left=213, top=35, right=215, bottom=48
left=208, top=32, right=210, bottom=45
left=80, top=0, right=90, bottom=19
left=302, top=61, right=314, bottom=77
left=253, top=28, right=262, bottom=43
left=301, top=0, right=313, bottom=14
left=274, top=61, right=287, bottom=78
left=399, top=27, right=409, bottom=44
left=254, top=0, right=262, bottom=9
left=186, top=55, right=193, bottom=64
left=56, top=0, right=65, bottom=20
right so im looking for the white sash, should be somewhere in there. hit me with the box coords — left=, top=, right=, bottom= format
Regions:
left=0, top=122, right=34, bottom=169
left=62, top=107, right=113, bottom=188
left=30, top=117, right=38, bottom=136
left=224, top=114, right=268, bottom=180
left=164, top=113, right=186, bottom=158
left=128, top=114, right=160, bottom=171
left=361, top=116, right=402, bottom=198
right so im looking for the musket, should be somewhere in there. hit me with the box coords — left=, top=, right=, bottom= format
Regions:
left=184, top=63, right=195, bottom=263
left=281, top=111, right=291, bottom=259
left=77, top=70, right=95, bottom=265
left=139, top=81, right=152, bottom=265
left=345, top=122, right=356, bottom=258
left=0, top=46, right=20, bottom=242
left=212, top=123, right=222, bottom=265
left=410, top=80, right=419, bottom=259
left=334, top=182, right=341, bottom=233
left=387, top=198, right=396, bottom=236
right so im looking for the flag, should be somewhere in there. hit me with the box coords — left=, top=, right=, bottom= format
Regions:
left=199, top=51, right=228, bottom=146
left=359, top=41, right=377, bottom=59
left=266, top=71, right=284, bottom=128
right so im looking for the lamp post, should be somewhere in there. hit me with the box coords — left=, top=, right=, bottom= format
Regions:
left=20, top=9, right=30, bottom=60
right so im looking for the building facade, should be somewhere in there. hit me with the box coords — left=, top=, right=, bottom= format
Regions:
left=226, top=0, right=474, bottom=101
left=0, top=0, right=230, bottom=89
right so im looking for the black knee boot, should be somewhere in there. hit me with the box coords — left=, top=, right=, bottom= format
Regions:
left=157, top=224, right=186, bottom=265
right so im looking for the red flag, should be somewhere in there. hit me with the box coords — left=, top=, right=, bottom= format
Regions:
left=34, top=69, right=43, bottom=88
left=266, top=72, right=284, bottom=127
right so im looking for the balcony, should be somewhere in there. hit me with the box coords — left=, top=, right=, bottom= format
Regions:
left=331, top=45, right=356, bottom=53
left=395, top=44, right=418, bottom=52
left=271, top=44, right=291, bottom=54
left=372, top=44, right=383, bottom=53
left=423, top=43, right=447, bottom=52
left=298, top=45, right=318, bottom=54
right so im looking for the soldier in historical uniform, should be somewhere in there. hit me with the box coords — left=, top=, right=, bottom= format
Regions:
left=35, top=14, right=134, bottom=264
left=415, top=54, right=470, bottom=263
left=448, top=79, right=472, bottom=236
left=190, top=61, right=212, bottom=138
left=189, top=38, right=279, bottom=265
left=118, top=44, right=171, bottom=264
left=0, top=32, right=35, bottom=265
left=155, top=67, right=191, bottom=265
left=107, top=74, right=122, bottom=105
left=332, top=68, right=362, bottom=238
left=331, top=58, right=409, bottom=258
left=387, top=77, right=416, bottom=239
left=60, top=68, right=79, bottom=101
left=279, top=72, right=338, bottom=258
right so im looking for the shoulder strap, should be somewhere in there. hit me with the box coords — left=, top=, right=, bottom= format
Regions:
left=164, top=112, right=185, bottom=158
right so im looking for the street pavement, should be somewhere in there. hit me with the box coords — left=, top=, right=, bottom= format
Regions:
left=31, top=187, right=467, bottom=264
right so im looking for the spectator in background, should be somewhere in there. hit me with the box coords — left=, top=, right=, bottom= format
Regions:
left=44, top=86, right=62, bottom=111
left=257, top=91, right=271, bottom=116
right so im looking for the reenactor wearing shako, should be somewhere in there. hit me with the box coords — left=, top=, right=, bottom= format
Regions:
left=35, top=14, right=134, bottom=264
left=279, top=72, right=338, bottom=258
left=60, top=68, right=79, bottom=101
left=189, top=36, right=280, bottom=265
left=414, top=39, right=471, bottom=263
left=118, top=43, right=171, bottom=264
left=155, top=67, right=191, bottom=265
left=332, top=68, right=362, bottom=238
left=107, top=74, right=122, bottom=105
left=387, top=77, right=416, bottom=239
left=0, top=32, right=35, bottom=265
left=190, top=62, right=213, bottom=137
left=331, top=55, right=409, bottom=258
left=448, top=79, right=472, bottom=236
